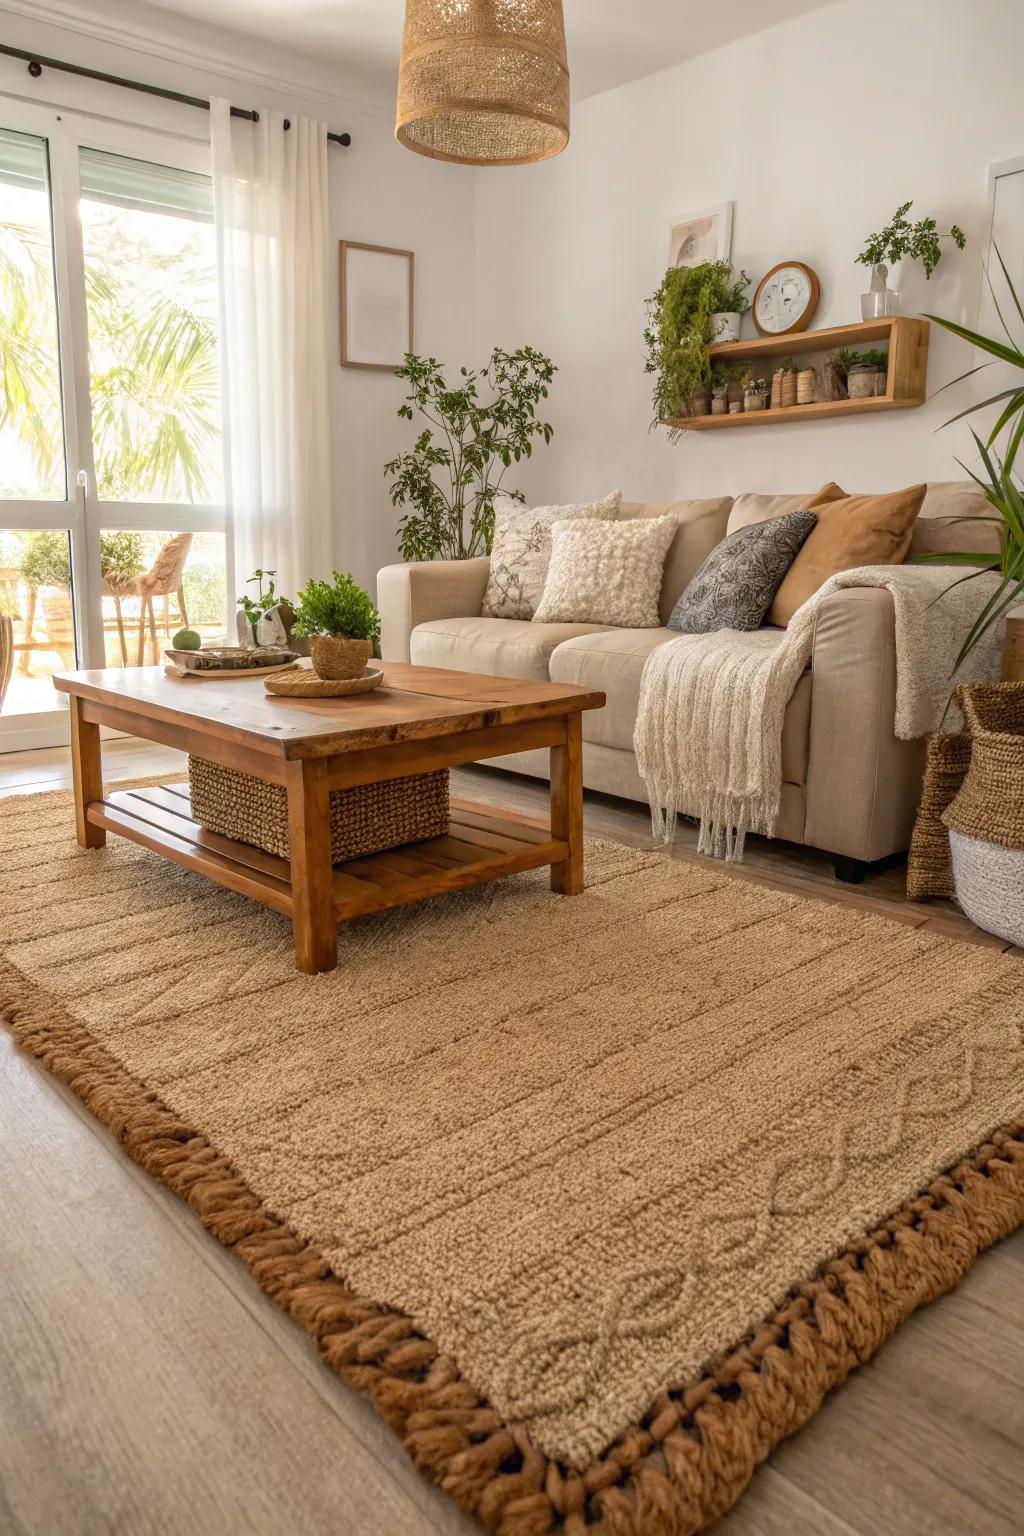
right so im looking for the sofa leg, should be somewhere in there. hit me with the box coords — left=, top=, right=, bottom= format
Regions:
left=834, top=855, right=869, bottom=885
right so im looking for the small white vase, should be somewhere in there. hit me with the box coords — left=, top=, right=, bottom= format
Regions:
left=710, top=310, right=741, bottom=342
left=860, top=262, right=899, bottom=320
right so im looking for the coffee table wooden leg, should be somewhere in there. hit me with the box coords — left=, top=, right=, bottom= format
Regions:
left=550, top=712, right=583, bottom=894
left=286, top=759, right=337, bottom=973
left=70, top=695, right=105, bottom=848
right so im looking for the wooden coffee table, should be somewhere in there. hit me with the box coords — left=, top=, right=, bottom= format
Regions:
left=53, top=661, right=604, bottom=973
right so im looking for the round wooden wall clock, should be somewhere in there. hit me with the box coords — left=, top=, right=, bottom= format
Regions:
left=752, top=262, right=821, bottom=335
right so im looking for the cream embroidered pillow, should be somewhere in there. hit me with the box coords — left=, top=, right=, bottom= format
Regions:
left=481, top=491, right=621, bottom=620
left=534, top=513, right=679, bottom=628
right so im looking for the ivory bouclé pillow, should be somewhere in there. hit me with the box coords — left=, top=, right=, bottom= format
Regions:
left=481, top=490, right=621, bottom=620
left=533, top=513, right=679, bottom=628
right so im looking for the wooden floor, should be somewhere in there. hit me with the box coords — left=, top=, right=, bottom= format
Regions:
left=1, top=738, right=1022, bottom=1536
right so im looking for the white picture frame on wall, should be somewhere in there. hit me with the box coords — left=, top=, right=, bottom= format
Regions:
left=667, top=202, right=734, bottom=269
left=982, top=156, right=1024, bottom=327
left=340, top=240, right=414, bottom=370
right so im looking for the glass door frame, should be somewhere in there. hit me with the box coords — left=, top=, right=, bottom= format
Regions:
left=0, top=95, right=228, bottom=750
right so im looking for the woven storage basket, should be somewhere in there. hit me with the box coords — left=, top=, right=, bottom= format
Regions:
left=188, top=758, right=449, bottom=864
left=906, top=732, right=972, bottom=900
left=909, top=682, right=1024, bottom=940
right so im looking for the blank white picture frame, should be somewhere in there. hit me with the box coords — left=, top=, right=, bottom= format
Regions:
left=340, top=240, right=414, bottom=370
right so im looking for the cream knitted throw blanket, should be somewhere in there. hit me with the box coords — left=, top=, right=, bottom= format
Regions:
left=634, top=565, right=1004, bottom=860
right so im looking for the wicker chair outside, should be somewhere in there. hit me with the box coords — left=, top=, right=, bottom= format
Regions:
left=106, top=533, right=193, bottom=665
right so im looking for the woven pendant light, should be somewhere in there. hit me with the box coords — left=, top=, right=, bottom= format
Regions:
left=396, top=0, right=570, bottom=167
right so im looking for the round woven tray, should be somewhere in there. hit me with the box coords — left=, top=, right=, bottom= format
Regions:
left=264, top=665, right=384, bottom=698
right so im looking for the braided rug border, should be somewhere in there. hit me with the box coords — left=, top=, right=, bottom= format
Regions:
left=3, top=953, right=1023, bottom=1536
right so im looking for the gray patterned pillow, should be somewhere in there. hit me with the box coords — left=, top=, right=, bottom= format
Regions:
left=668, top=508, right=818, bottom=633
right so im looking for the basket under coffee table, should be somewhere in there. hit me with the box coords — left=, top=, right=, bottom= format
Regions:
left=53, top=661, right=605, bottom=973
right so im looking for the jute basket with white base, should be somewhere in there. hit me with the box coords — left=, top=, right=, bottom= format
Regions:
left=935, top=681, right=1024, bottom=942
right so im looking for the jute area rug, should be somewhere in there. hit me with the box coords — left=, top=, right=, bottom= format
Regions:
left=3, top=783, right=1023, bottom=1536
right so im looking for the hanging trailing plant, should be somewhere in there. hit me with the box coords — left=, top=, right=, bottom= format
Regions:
left=643, top=261, right=750, bottom=434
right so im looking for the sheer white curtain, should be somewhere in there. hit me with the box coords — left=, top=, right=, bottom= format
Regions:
left=210, top=98, right=333, bottom=603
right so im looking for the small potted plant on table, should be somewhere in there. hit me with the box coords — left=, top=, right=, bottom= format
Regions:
left=293, top=571, right=381, bottom=680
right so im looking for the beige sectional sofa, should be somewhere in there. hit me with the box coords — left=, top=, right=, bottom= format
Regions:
left=378, top=484, right=996, bottom=880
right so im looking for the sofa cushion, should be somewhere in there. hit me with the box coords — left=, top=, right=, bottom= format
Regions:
left=549, top=627, right=676, bottom=750
left=549, top=625, right=811, bottom=782
left=913, top=481, right=1002, bottom=561
left=668, top=509, right=818, bottom=633
left=769, top=482, right=925, bottom=626
left=534, top=513, right=680, bottom=627
left=409, top=617, right=613, bottom=681
left=481, top=490, right=621, bottom=620
left=726, top=491, right=810, bottom=536
left=620, top=497, right=733, bottom=621
left=727, top=483, right=1000, bottom=563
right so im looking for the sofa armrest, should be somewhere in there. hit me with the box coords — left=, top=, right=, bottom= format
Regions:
left=803, top=587, right=925, bottom=862
left=377, top=558, right=490, bottom=663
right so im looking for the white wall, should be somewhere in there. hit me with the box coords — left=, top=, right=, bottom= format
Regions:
left=0, top=3, right=478, bottom=592
left=472, top=0, right=1024, bottom=507
left=6, top=0, right=1024, bottom=590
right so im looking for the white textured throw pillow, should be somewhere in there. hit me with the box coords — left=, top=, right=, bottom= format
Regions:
left=481, top=491, right=621, bottom=620
left=534, top=513, right=679, bottom=628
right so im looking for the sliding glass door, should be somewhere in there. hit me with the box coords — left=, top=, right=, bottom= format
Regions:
left=0, top=102, right=227, bottom=750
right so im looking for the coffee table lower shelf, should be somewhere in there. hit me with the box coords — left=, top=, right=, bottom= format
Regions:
left=87, top=784, right=566, bottom=924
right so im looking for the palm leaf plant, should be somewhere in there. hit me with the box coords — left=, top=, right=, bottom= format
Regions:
left=920, top=246, right=1024, bottom=667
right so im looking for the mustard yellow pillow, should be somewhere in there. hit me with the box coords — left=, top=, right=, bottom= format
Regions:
left=769, top=482, right=926, bottom=626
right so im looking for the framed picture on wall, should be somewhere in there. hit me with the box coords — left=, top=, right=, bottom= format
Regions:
left=340, top=241, right=414, bottom=369
left=667, top=202, right=733, bottom=269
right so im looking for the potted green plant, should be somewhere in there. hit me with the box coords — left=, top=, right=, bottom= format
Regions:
left=236, top=569, right=292, bottom=646
left=384, top=347, right=555, bottom=561
left=845, top=347, right=890, bottom=399
left=857, top=201, right=966, bottom=318
left=710, top=359, right=744, bottom=415
left=779, top=356, right=801, bottom=409
left=709, top=269, right=752, bottom=343
left=743, top=376, right=769, bottom=413
left=644, top=261, right=751, bottom=433
left=292, top=572, right=381, bottom=680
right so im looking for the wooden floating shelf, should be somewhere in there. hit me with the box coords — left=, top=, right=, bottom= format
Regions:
left=665, top=317, right=929, bottom=432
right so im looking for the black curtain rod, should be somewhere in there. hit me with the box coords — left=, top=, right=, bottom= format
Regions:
left=0, top=44, right=352, bottom=146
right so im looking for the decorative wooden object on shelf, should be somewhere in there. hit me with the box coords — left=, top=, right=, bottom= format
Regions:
left=664, top=318, right=929, bottom=431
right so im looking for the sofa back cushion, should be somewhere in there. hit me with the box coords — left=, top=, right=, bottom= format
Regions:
left=728, top=482, right=1000, bottom=562
left=912, top=481, right=1002, bottom=560
left=619, top=496, right=733, bottom=623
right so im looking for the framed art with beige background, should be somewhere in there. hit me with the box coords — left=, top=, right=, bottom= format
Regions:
left=339, top=240, right=414, bottom=369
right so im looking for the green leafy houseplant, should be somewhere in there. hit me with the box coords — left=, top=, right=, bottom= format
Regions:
left=237, top=569, right=290, bottom=638
left=857, top=201, right=966, bottom=279
left=917, top=247, right=1024, bottom=666
left=385, top=347, right=556, bottom=562
left=644, top=261, right=751, bottom=431
left=292, top=572, right=380, bottom=642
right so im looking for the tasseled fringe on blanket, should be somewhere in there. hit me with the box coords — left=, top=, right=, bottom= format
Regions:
left=647, top=782, right=779, bottom=862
